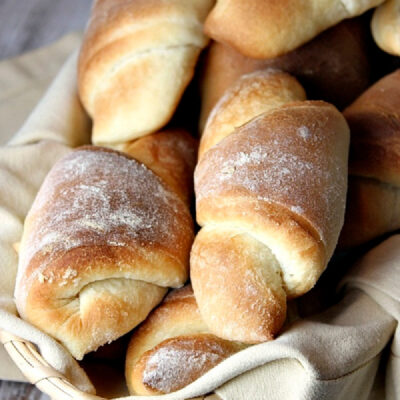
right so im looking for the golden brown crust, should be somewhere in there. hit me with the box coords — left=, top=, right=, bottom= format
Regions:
left=339, top=177, right=400, bottom=248
left=199, top=41, right=266, bottom=132
left=371, top=0, right=400, bottom=56
left=204, top=0, right=382, bottom=59
left=339, top=70, right=400, bottom=248
left=125, top=286, right=242, bottom=395
left=197, top=102, right=349, bottom=257
left=126, top=286, right=206, bottom=379
left=199, top=18, right=370, bottom=129
left=344, top=70, right=400, bottom=186
left=199, top=70, right=306, bottom=159
left=191, top=229, right=288, bottom=343
left=132, top=334, right=241, bottom=395
left=117, top=129, right=197, bottom=205
left=78, top=0, right=215, bottom=144
left=194, top=198, right=326, bottom=300
left=192, top=99, right=349, bottom=343
left=16, top=146, right=194, bottom=359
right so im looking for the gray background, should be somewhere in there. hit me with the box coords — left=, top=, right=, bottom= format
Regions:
left=0, top=0, right=92, bottom=60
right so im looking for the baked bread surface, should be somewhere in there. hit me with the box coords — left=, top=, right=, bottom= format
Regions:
left=125, top=286, right=242, bottom=395
left=199, top=18, right=370, bottom=130
left=192, top=71, right=350, bottom=343
left=339, top=70, right=400, bottom=247
left=204, top=0, right=383, bottom=59
left=78, top=0, right=215, bottom=144
left=15, top=144, right=195, bottom=359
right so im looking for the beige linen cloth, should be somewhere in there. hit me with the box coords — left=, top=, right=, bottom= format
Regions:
left=0, top=35, right=399, bottom=400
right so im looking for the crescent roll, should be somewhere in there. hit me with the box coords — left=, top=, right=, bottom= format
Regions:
left=191, top=71, right=350, bottom=343
left=78, top=0, right=215, bottom=144
left=125, top=285, right=243, bottom=395
left=15, top=130, right=196, bottom=359
left=204, top=0, right=383, bottom=59
left=339, top=70, right=400, bottom=248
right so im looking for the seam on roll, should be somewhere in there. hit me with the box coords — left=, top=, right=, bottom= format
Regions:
left=54, top=276, right=168, bottom=310
left=200, top=195, right=323, bottom=249
left=87, top=16, right=204, bottom=57
left=200, top=223, right=286, bottom=293
left=82, top=16, right=204, bottom=70
left=200, top=202, right=325, bottom=295
left=77, top=276, right=166, bottom=299
left=108, top=43, right=199, bottom=76
left=25, top=241, right=186, bottom=303
left=88, top=42, right=200, bottom=110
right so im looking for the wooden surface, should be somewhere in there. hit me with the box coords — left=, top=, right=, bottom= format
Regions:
left=0, top=0, right=91, bottom=398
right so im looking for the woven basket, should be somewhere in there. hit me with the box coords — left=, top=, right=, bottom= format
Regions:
left=0, top=329, right=219, bottom=400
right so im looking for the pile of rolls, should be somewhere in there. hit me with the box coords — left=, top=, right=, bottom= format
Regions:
left=14, top=0, right=400, bottom=396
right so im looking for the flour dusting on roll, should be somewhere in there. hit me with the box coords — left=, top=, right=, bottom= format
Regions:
left=126, top=286, right=243, bottom=395
left=16, top=134, right=196, bottom=359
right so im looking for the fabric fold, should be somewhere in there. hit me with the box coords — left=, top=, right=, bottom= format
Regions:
left=0, top=39, right=92, bottom=392
left=8, top=51, right=91, bottom=147
left=0, top=33, right=83, bottom=145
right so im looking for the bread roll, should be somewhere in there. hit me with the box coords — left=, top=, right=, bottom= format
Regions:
left=339, top=70, right=400, bottom=248
left=191, top=71, right=350, bottom=343
left=125, top=285, right=243, bottom=395
left=199, top=69, right=307, bottom=159
left=204, top=0, right=383, bottom=59
left=199, top=18, right=371, bottom=130
left=372, top=0, right=400, bottom=56
left=78, top=0, right=215, bottom=145
left=112, top=128, right=197, bottom=205
left=15, top=130, right=196, bottom=360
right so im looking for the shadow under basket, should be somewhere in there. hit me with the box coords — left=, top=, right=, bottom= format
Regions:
left=0, top=329, right=220, bottom=400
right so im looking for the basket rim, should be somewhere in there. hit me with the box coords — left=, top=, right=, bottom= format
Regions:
left=0, top=328, right=108, bottom=399
left=0, top=329, right=218, bottom=400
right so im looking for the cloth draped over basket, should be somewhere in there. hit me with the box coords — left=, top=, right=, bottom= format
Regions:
left=0, top=35, right=399, bottom=400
